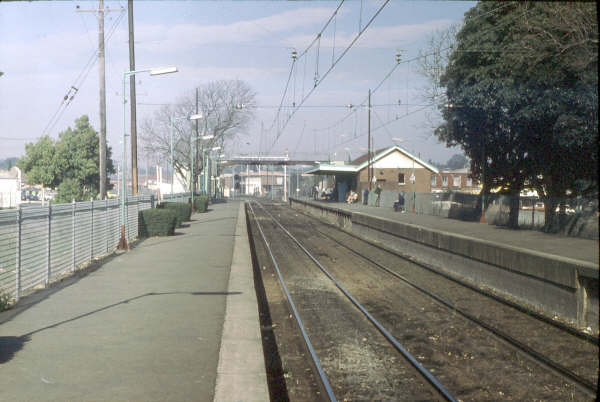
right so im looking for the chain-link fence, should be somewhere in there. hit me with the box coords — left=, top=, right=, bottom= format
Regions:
left=347, top=190, right=598, bottom=239
left=0, top=194, right=174, bottom=303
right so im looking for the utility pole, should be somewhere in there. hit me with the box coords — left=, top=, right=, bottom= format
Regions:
left=98, top=0, right=107, bottom=200
left=367, top=88, right=372, bottom=190
left=128, top=0, right=138, bottom=196
left=195, top=89, right=199, bottom=193
left=76, top=1, right=122, bottom=200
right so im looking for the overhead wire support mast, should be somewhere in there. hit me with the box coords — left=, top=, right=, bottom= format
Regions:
left=271, top=0, right=391, bottom=150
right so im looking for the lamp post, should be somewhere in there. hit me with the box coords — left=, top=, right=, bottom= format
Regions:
left=191, top=132, right=213, bottom=211
left=118, top=66, right=177, bottom=250
left=203, top=146, right=221, bottom=199
left=169, top=114, right=203, bottom=198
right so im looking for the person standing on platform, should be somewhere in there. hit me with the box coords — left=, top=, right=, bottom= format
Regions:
left=362, top=188, right=369, bottom=205
left=374, top=185, right=382, bottom=207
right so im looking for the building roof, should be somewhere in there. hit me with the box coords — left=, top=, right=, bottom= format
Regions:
left=354, top=146, right=439, bottom=173
left=305, top=146, right=439, bottom=175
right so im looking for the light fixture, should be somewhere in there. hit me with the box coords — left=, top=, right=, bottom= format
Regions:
left=150, top=66, right=178, bottom=76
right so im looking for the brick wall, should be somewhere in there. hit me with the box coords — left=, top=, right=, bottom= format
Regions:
left=357, top=167, right=432, bottom=194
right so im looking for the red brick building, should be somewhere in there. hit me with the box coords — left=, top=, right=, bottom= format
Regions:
left=430, top=168, right=481, bottom=193
left=306, top=146, right=439, bottom=201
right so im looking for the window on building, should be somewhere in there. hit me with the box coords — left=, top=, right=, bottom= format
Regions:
left=466, top=177, right=472, bottom=187
left=398, top=173, right=405, bottom=184
left=431, top=175, right=437, bottom=186
left=442, top=176, right=448, bottom=186
left=453, top=176, right=461, bottom=186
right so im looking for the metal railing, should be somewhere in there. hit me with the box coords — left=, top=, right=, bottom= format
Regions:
left=0, top=194, right=175, bottom=303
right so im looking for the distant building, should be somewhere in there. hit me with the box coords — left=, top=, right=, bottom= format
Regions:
left=222, top=169, right=286, bottom=197
left=0, top=166, right=22, bottom=208
left=430, top=168, right=481, bottom=193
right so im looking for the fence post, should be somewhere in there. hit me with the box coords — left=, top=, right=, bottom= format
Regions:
left=46, top=203, right=51, bottom=286
left=15, top=206, right=22, bottom=303
left=90, top=198, right=94, bottom=262
left=72, top=200, right=76, bottom=271
left=105, top=198, right=109, bottom=253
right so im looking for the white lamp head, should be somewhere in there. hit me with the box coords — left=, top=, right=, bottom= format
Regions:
left=150, top=66, right=178, bottom=76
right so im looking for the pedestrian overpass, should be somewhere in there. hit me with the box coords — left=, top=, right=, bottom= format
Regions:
left=219, top=156, right=327, bottom=166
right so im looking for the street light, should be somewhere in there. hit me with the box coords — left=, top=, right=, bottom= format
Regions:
left=203, top=146, right=221, bottom=198
left=191, top=132, right=213, bottom=209
left=119, top=66, right=177, bottom=250
left=170, top=114, right=203, bottom=196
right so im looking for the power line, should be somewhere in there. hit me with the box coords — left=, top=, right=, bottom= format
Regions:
left=270, top=0, right=391, bottom=151
left=329, top=104, right=435, bottom=152
left=41, top=7, right=125, bottom=137
left=267, top=1, right=345, bottom=135
left=308, top=2, right=521, bottom=137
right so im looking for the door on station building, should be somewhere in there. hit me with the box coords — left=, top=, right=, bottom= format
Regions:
left=337, top=180, right=348, bottom=202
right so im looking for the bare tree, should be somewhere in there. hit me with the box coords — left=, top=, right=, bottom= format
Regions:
left=141, top=80, right=255, bottom=191
left=416, top=23, right=461, bottom=132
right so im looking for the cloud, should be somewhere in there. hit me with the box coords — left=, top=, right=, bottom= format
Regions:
left=283, top=19, right=455, bottom=50
left=174, top=65, right=288, bottom=83
left=134, top=7, right=337, bottom=53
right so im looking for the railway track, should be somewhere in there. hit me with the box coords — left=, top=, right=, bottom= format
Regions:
left=249, top=201, right=456, bottom=401
left=248, top=200, right=597, bottom=401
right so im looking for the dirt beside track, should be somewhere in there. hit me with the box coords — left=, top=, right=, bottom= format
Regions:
left=248, top=201, right=597, bottom=401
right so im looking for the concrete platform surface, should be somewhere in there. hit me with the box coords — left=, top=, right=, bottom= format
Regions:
left=0, top=201, right=267, bottom=402
left=305, top=199, right=599, bottom=266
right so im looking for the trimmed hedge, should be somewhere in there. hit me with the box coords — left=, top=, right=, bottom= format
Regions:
left=158, top=202, right=192, bottom=227
left=139, top=209, right=177, bottom=237
left=194, top=195, right=209, bottom=213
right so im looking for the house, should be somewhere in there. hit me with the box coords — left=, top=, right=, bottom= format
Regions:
left=431, top=168, right=480, bottom=193
left=306, top=146, right=439, bottom=201
left=0, top=166, right=22, bottom=208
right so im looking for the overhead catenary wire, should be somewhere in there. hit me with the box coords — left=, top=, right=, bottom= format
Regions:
left=41, top=8, right=125, bottom=138
left=267, top=1, right=345, bottom=134
left=270, top=0, right=392, bottom=151
left=308, top=1, right=523, bottom=138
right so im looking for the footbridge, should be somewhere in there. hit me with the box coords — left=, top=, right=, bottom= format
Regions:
left=219, top=155, right=327, bottom=166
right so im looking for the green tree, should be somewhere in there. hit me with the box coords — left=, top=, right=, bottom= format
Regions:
left=424, top=2, right=597, bottom=229
left=55, top=115, right=115, bottom=200
left=54, top=178, right=85, bottom=204
left=18, top=115, right=115, bottom=202
left=17, top=135, right=61, bottom=189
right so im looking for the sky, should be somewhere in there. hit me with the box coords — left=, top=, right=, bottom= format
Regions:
left=0, top=0, right=477, bottom=167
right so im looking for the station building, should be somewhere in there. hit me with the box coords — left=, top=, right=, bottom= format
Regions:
left=306, top=146, right=439, bottom=201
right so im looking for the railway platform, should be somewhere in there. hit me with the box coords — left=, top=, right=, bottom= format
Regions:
left=0, top=201, right=267, bottom=402
left=290, top=197, right=599, bottom=333
left=317, top=199, right=599, bottom=265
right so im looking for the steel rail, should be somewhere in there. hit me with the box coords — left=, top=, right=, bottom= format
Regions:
left=247, top=202, right=337, bottom=402
left=312, top=225, right=598, bottom=395
left=253, top=201, right=457, bottom=402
